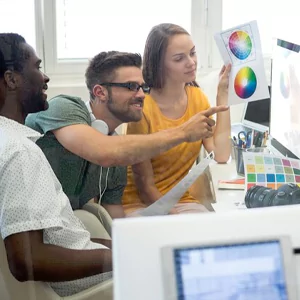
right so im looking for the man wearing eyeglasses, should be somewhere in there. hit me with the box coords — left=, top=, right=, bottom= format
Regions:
left=26, top=51, right=228, bottom=218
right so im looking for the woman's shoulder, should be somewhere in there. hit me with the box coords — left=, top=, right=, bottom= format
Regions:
left=186, top=85, right=210, bottom=108
left=186, top=85, right=206, bottom=98
left=142, top=93, right=160, bottom=115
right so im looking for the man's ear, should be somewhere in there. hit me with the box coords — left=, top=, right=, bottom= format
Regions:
left=93, top=84, right=108, bottom=102
left=4, top=70, right=18, bottom=90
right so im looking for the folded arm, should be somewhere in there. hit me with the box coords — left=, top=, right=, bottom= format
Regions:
left=4, top=230, right=112, bottom=282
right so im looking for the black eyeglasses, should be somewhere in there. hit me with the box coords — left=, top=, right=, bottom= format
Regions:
left=99, top=82, right=150, bottom=94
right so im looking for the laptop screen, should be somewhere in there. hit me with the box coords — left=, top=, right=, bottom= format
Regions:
left=174, top=240, right=288, bottom=300
left=244, top=97, right=270, bottom=127
left=242, top=86, right=271, bottom=130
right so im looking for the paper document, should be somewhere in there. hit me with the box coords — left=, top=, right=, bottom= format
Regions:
left=212, top=201, right=246, bottom=212
left=140, top=153, right=214, bottom=216
left=214, top=20, right=269, bottom=105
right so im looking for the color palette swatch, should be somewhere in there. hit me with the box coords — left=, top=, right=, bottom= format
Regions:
left=229, top=31, right=252, bottom=60
left=234, top=66, right=257, bottom=99
left=243, top=152, right=300, bottom=191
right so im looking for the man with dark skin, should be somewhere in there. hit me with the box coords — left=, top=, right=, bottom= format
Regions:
left=0, top=33, right=112, bottom=297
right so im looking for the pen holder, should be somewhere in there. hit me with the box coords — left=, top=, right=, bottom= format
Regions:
left=246, top=146, right=270, bottom=154
left=233, top=146, right=246, bottom=176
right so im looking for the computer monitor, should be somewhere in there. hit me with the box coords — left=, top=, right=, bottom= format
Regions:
left=270, top=38, right=300, bottom=159
left=161, top=236, right=297, bottom=300
left=242, top=86, right=270, bottom=132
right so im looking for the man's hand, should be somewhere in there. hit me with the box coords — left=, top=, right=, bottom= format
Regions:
left=180, top=105, right=229, bottom=143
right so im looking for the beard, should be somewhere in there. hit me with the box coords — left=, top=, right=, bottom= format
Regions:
left=106, top=92, right=143, bottom=123
left=22, top=90, right=48, bottom=116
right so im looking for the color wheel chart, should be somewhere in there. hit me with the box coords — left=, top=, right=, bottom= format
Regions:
left=221, top=24, right=256, bottom=65
left=214, top=20, right=269, bottom=105
left=221, top=25, right=258, bottom=99
left=229, top=31, right=252, bottom=60
left=234, top=66, right=257, bottom=99
left=243, top=153, right=300, bottom=191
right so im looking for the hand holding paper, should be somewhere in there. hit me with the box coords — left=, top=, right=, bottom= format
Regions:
left=140, top=153, right=214, bottom=216
left=214, top=20, right=269, bottom=105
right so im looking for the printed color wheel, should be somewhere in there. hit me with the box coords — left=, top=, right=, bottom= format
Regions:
left=229, top=31, right=252, bottom=60
left=234, top=67, right=257, bottom=99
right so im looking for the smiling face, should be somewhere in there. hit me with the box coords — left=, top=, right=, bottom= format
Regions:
left=163, top=34, right=197, bottom=85
left=102, top=66, right=145, bottom=123
left=18, top=43, right=49, bottom=115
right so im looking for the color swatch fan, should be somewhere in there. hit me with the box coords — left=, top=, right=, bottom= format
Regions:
left=229, top=31, right=252, bottom=60
left=243, top=152, right=300, bottom=191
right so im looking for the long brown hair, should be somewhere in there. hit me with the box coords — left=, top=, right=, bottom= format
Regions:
left=143, top=23, right=199, bottom=89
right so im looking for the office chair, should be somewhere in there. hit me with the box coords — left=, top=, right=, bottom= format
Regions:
left=82, top=203, right=113, bottom=237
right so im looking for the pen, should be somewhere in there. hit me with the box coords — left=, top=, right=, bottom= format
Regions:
left=233, top=136, right=238, bottom=146
left=262, top=131, right=268, bottom=147
left=255, top=132, right=263, bottom=148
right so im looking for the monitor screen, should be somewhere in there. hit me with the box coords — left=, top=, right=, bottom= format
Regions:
left=174, top=240, right=288, bottom=300
left=243, top=87, right=270, bottom=130
left=270, top=38, right=300, bottom=159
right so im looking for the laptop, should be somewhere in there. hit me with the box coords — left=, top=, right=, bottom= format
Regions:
left=231, top=87, right=270, bottom=137
left=161, top=235, right=297, bottom=300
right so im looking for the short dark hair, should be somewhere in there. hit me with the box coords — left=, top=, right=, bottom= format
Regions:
left=143, top=23, right=198, bottom=89
left=0, top=33, right=28, bottom=78
left=85, top=51, right=142, bottom=100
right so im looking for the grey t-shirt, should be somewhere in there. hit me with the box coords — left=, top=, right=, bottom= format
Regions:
left=25, top=94, right=127, bottom=210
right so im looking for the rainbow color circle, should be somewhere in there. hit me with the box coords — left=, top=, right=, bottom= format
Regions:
left=234, top=67, right=257, bottom=99
left=229, top=31, right=252, bottom=60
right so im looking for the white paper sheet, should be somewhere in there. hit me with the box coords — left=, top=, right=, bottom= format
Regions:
left=140, top=153, right=214, bottom=216
left=214, top=20, right=269, bottom=105
left=212, top=201, right=246, bottom=212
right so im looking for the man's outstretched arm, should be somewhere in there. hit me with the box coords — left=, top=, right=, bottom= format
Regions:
left=53, top=106, right=228, bottom=167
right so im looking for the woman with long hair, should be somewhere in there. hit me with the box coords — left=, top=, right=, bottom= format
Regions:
left=122, top=23, right=231, bottom=216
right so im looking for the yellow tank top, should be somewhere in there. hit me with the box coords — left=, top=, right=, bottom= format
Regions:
left=122, top=86, right=211, bottom=213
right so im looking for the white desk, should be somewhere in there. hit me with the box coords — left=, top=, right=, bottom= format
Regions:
left=209, top=159, right=247, bottom=212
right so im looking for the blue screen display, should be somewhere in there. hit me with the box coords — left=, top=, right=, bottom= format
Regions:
left=174, top=241, right=288, bottom=300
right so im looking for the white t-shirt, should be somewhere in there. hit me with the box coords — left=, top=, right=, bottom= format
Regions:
left=0, top=116, right=112, bottom=297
